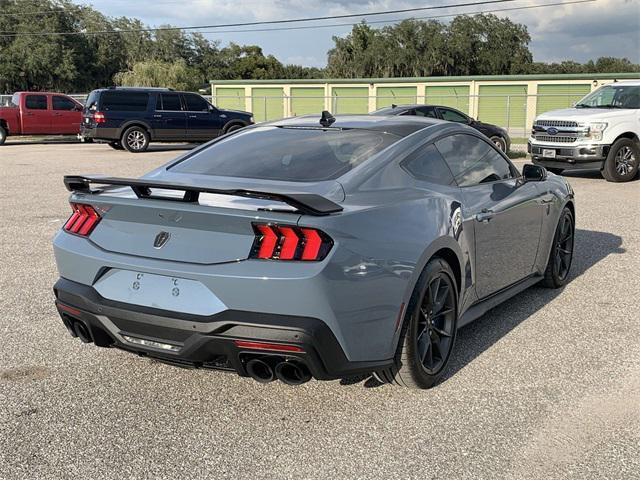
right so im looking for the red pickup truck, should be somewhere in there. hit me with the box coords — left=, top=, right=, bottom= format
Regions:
left=0, top=92, right=83, bottom=145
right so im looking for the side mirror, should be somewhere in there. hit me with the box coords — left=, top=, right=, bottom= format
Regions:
left=522, top=164, right=547, bottom=182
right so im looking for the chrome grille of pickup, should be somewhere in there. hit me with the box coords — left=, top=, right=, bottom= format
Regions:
left=535, top=120, right=579, bottom=128
left=534, top=135, right=577, bottom=143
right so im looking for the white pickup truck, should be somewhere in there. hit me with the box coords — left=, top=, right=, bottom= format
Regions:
left=529, top=81, right=640, bottom=182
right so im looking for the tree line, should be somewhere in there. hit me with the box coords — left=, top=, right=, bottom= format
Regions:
left=0, top=0, right=637, bottom=94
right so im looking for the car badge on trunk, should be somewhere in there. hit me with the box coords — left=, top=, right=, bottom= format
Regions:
left=153, top=231, right=171, bottom=249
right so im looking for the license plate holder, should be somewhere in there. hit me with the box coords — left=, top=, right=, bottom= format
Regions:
left=94, top=270, right=226, bottom=316
left=543, top=148, right=556, bottom=159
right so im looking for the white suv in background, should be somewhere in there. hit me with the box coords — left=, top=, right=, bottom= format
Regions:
left=529, top=81, right=640, bottom=182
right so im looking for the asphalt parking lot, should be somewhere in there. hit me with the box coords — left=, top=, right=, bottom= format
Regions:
left=1, top=142, right=639, bottom=479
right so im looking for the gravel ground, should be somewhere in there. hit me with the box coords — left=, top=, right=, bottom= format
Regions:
left=1, top=143, right=639, bottom=480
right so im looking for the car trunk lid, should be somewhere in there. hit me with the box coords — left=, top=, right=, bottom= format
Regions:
left=64, top=174, right=344, bottom=265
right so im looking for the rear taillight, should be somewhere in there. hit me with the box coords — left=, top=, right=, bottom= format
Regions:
left=63, top=203, right=102, bottom=236
left=93, top=111, right=105, bottom=124
left=250, top=223, right=332, bottom=261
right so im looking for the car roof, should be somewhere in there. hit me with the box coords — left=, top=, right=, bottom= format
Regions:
left=606, top=81, right=640, bottom=87
left=374, top=103, right=462, bottom=112
left=266, top=114, right=444, bottom=137
left=91, top=87, right=175, bottom=93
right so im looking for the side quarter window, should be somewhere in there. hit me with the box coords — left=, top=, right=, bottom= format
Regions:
left=435, top=134, right=514, bottom=187
left=401, top=144, right=456, bottom=186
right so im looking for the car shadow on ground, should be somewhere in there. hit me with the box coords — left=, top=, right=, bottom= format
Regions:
left=343, top=228, right=625, bottom=388
left=442, top=228, right=624, bottom=383
left=557, top=169, right=638, bottom=182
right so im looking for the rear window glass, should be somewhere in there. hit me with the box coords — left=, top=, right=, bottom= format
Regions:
left=85, top=91, right=100, bottom=111
left=170, top=127, right=400, bottom=182
left=100, top=91, right=149, bottom=112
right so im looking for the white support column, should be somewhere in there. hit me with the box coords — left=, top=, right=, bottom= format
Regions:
left=245, top=86, right=252, bottom=115
left=470, top=80, right=480, bottom=118
left=368, top=83, right=376, bottom=112
left=283, top=85, right=292, bottom=117
left=324, top=83, right=331, bottom=111
left=526, top=81, right=538, bottom=131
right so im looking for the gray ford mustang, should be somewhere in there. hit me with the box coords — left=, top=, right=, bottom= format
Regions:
left=53, top=113, right=575, bottom=389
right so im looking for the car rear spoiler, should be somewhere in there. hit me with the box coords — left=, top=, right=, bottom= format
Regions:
left=63, top=175, right=343, bottom=216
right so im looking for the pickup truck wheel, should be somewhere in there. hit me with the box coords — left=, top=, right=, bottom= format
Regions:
left=122, top=126, right=150, bottom=153
left=490, top=135, right=507, bottom=153
left=0, top=126, right=6, bottom=145
left=376, top=258, right=458, bottom=389
left=602, top=138, right=639, bottom=182
left=108, top=141, right=124, bottom=150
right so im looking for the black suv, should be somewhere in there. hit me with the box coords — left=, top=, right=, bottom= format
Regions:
left=80, top=87, right=253, bottom=152
left=371, top=104, right=511, bottom=152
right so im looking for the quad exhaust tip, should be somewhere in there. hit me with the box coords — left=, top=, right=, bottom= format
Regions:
left=245, top=357, right=312, bottom=385
left=73, top=321, right=92, bottom=344
left=275, top=360, right=311, bottom=386
left=245, top=358, right=276, bottom=383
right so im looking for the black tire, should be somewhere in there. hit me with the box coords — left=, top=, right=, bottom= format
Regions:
left=490, top=135, right=507, bottom=153
left=121, top=126, right=150, bottom=153
left=224, top=123, right=244, bottom=134
left=601, top=138, right=639, bottom=182
left=547, top=168, right=564, bottom=175
left=108, top=141, right=124, bottom=150
left=542, top=207, right=574, bottom=289
left=0, top=125, right=6, bottom=145
left=377, top=257, right=458, bottom=389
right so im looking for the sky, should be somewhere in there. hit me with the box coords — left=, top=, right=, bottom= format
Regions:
left=79, top=0, right=640, bottom=67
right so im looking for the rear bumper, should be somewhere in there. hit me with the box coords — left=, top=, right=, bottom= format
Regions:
left=53, top=277, right=392, bottom=380
left=80, top=125, right=120, bottom=141
left=528, top=141, right=608, bottom=170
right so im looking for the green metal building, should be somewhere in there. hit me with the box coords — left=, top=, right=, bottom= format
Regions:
left=210, top=73, right=640, bottom=133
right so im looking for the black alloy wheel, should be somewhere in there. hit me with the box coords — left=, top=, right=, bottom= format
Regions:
left=542, top=207, right=574, bottom=288
left=414, top=274, right=456, bottom=374
left=377, top=257, right=458, bottom=389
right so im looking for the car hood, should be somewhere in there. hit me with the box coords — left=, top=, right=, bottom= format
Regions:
left=220, top=108, right=252, bottom=116
left=536, top=108, right=632, bottom=122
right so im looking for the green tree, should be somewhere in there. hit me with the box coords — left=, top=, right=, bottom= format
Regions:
left=114, top=59, right=200, bottom=91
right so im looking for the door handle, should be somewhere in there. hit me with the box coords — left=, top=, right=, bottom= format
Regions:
left=539, top=198, right=554, bottom=205
left=475, top=209, right=495, bottom=223
left=153, top=114, right=162, bottom=118
left=188, top=115, right=197, bottom=118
